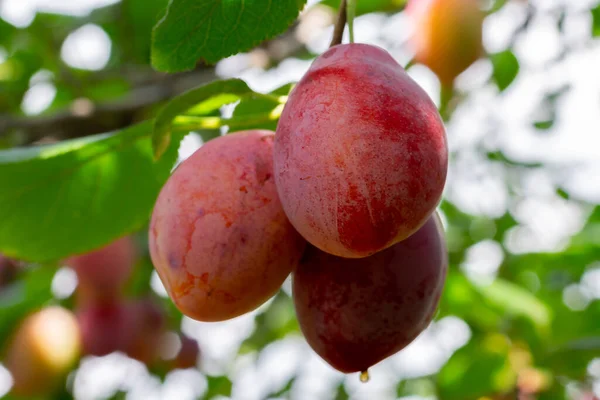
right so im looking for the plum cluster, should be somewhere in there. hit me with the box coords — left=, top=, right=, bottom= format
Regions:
left=3, top=238, right=199, bottom=397
left=149, top=43, right=448, bottom=375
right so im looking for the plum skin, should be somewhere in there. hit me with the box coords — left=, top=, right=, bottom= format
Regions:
left=274, top=43, right=447, bottom=259
left=149, top=130, right=306, bottom=322
left=293, top=214, right=448, bottom=373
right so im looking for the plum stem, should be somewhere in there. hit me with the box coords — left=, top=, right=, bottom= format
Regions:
left=347, top=0, right=356, bottom=43
left=329, top=0, right=347, bottom=47
left=439, top=83, right=455, bottom=121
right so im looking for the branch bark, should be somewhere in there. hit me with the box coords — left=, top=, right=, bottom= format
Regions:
left=0, top=69, right=216, bottom=145
left=0, top=25, right=304, bottom=146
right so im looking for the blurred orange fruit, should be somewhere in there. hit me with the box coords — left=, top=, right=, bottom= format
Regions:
left=407, top=0, right=484, bottom=85
left=4, top=306, right=81, bottom=396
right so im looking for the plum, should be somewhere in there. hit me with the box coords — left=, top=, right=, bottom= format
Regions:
left=172, top=334, right=200, bottom=370
left=274, top=43, right=447, bottom=258
left=293, top=214, right=447, bottom=373
left=4, top=306, right=81, bottom=396
left=407, top=0, right=484, bottom=85
left=66, top=236, right=138, bottom=301
left=77, top=298, right=165, bottom=364
left=125, top=298, right=166, bottom=364
left=149, top=130, right=306, bottom=322
left=77, top=301, right=135, bottom=357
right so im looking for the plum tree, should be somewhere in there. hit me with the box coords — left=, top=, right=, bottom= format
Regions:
left=149, top=130, right=306, bottom=322
left=274, top=43, right=447, bottom=259
left=293, top=214, right=447, bottom=373
left=4, top=306, right=81, bottom=396
left=66, top=236, right=138, bottom=302
left=407, top=0, right=484, bottom=85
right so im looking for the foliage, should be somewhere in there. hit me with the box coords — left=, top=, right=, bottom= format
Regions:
left=151, top=0, right=308, bottom=71
left=0, top=0, right=599, bottom=399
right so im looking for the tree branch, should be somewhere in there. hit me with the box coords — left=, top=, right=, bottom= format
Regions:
left=0, top=26, right=305, bottom=146
left=0, top=69, right=216, bottom=145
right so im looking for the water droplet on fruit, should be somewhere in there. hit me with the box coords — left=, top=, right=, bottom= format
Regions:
left=359, top=370, right=370, bottom=383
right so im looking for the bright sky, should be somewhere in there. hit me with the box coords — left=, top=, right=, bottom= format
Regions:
left=1, top=0, right=600, bottom=399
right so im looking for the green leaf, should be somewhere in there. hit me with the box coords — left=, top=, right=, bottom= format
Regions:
left=0, top=121, right=180, bottom=262
left=490, top=50, right=519, bottom=91
left=239, top=291, right=299, bottom=354
left=267, top=377, right=296, bottom=398
left=334, top=382, right=350, bottom=400
left=545, top=336, right=600, bottom=379
left=486, top=151, right=542, bottom=168
left=475, top=278, right=552, bottom=331
left=123, top=0, right=170, bottom=63
left=151, top=0, right=307, bottom=72
left=556, top=188, right=570, bottom=200
left=533, top=120, right=554, bottom=130
left=591, top=5, right=600, bottom=37
left=229, top=83, right=294, bottom=132
left=320, top=0, right=405, bottom=16
left=153, top=78, right=253, bottom=159
left=0, top=18, right=17, bottom=48
left=0, top=265, right=56, bottom=346
left=437, top=332, right=516, bottom=399
left=204, top=375, right=232, bottom=399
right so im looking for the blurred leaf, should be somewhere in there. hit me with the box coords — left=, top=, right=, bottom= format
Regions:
left=204, top=375, right=232, bottom=399
left=240, top=291, right=299, bottom=353
left=123, top=0, right=169, bottom=62
left=268, top=377, right=296, bottom=398
left=334, top=382, right=350, bottom=400
left=0, top=50, right=44, bottom=111
left=320, top=0, right=405, bottom=15
left=486, top=0, right=509, bottom=14
left=533, top=120, right=554, bottom=130
left=0, top=265, right=56, bottom=346
left=230, top=83, right=294, bottom=132
left=544, top=336, right=600, bottom=379
left=475, top=278, right=551, bottom=331
left=591, top=4, right=600, bottom=37
left=0, top=121, right=181, bottom=262
left=486, top=151, right=542, bottom=168
left=86, top=78, right=131, bottom=102
left=490, top=50, right=519, bottom=91
left=0, top=18, right=17, bottom=48
left=153, top=78, right=253, bottom=159
left=437, top=270, right=502, bottom=331
left=437, top=332, right=516, bottom=399
left=151, top=0, right=307, bottom=71
left=556, top=188, right=570, bottom=200
left=397, top=378, right=436, bottom=397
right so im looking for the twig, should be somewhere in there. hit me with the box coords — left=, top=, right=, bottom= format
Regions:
left=329, top=0, right=348, bottom=47
left=0, top=25, right=304, bottom=145
left=0, top=69, right=216, bottom=145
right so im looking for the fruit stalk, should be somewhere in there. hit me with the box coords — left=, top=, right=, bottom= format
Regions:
left=347, top=0, right=356, bottom=43
left=329, top=0, right=348, bottom=47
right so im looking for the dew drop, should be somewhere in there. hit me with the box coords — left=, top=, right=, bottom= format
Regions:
left=359, top=370, right=370, bottom=383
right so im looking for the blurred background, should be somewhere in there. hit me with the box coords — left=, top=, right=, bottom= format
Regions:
left=1, top=0, right=600, bottom=399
